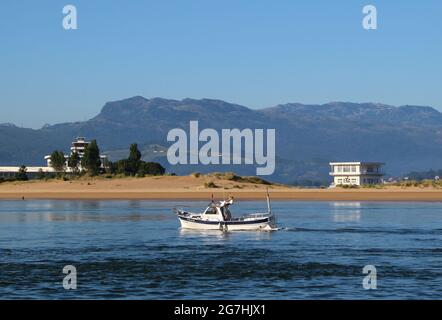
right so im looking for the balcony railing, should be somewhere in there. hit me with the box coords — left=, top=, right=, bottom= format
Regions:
left=330, top=171, right=384, bottom=175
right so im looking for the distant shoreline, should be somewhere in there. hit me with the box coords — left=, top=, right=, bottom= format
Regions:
left=1, top=175, right=442, bottom=201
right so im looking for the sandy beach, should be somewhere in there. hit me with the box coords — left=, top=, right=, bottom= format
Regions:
left=1, top=175, right=442, bottom=201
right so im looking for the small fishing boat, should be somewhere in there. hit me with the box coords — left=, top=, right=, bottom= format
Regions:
left=174, top=190, right=277, bottom=231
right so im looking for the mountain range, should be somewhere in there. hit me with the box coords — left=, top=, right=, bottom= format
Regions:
left=1, top=96, right=442, bottom=184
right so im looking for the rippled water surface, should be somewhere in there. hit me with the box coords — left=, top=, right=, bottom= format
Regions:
left=0, top=200, right=442, bottom=299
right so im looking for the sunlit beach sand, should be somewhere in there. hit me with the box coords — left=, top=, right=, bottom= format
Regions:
left=1, top=175, right=442, bottom=201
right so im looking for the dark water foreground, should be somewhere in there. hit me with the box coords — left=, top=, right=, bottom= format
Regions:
left=0, top=200, right=441, bottom=299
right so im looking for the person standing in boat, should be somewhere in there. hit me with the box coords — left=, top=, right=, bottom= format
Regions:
left=221, top=206, right=232, bottom=221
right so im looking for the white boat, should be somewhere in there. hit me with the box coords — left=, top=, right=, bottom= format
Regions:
left=174, top=191, right=277, bottom=231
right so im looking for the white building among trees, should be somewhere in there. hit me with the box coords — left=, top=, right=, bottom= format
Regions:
left=0, top=137, right=107, bottom=178
left=44, top=137, right=108, bottom=170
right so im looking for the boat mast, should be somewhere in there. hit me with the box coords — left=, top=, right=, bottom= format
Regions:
left=266, top=188, right=272, bottom=214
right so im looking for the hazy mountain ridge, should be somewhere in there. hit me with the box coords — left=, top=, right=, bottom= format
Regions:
left=1, top=97, right=442, bottom=184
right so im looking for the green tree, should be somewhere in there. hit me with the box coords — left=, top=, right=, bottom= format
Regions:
left=107, top=143, right=166, bottom=177
left=128, top=143, right=142, bottom=162
left=15, top=165, right=28, bottom=181
left=50, top=150, right=66, bottom=172
left=81, top=140, right=101, bottom=175
left=68, top=151, right=80, bottom=174
left=127, top=143, right=142, bottom=175
left=141, top=162, right=166, bottom=176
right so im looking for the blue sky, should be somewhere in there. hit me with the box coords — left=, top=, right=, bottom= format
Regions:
left=0, top=0, right=441, bottom=128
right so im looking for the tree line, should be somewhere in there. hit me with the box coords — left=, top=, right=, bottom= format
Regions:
left=0, top=141, right=166, bottom=182
left=10, top=141, right=165, bottom=181
left=109, top=143, right=165, bottom=176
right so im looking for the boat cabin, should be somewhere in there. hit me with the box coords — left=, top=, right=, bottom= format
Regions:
left=202, top=198, right=233, bottom=221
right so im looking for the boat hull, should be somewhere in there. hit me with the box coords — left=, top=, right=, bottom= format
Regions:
left=178, top=216, right=274, bottom=231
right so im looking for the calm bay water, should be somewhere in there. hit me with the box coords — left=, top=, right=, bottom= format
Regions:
left=0, top=200, right=441, bottom=299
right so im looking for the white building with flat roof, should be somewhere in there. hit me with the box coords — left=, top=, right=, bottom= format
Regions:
left=329, top=162, right=384, bottom=187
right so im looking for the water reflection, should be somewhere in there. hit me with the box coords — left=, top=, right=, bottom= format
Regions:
left=178, top=228, right=273, bottom=241
left=330, top=202, right=361, bottom=208
left=0, top=200, right=173, bottom=223
left=179, top=228, right=232, bottom=240
left=44, top=212, right=170, bottom=222
left=330, top=202, right=362, bottom=222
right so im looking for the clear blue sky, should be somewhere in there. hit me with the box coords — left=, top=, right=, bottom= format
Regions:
left=1, top=0, right=441, bottom=128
